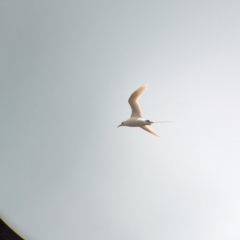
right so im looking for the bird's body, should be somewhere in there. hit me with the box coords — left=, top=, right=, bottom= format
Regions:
left=121, top=118, right=150, bottom=127
left=118, top=84, right=161, bottom=137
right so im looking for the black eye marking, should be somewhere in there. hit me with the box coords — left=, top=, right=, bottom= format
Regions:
left=145, top=120, right=150, bottom=123
left=122, top=122, right=124, bottom=124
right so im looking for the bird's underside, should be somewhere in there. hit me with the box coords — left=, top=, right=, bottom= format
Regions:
left=123, top=117, right=161, bottom=137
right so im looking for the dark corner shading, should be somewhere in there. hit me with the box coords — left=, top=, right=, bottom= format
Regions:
left=0, top=219, right=24, bottom=240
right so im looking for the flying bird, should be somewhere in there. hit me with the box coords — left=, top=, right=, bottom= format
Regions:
left=118, top=84, right=170, bottom=137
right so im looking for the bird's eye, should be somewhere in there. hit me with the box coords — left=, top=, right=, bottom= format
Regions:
left=145, top=120, right=150, bottom=123
left=122, top=122, right=124, bottom=124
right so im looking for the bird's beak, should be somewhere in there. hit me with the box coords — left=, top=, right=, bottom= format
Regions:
left=117, top=124, right=121, bottom=127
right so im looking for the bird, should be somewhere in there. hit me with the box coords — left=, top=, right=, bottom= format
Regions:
left=118, top=84, right=169, bottom=137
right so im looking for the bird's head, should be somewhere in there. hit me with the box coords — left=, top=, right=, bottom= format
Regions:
left=117, top=121, right=125, bottom=127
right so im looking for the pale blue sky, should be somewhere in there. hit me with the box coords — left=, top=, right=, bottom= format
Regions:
left=1, top=1, right=240, bottom=239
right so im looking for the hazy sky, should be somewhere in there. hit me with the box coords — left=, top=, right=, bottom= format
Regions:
left=1, top=1, right=240, bottom=239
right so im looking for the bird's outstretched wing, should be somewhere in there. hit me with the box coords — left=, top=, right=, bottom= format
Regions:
left=128, top=84, right=148, bottom=118
left=140, top=125, right=160, bottom=137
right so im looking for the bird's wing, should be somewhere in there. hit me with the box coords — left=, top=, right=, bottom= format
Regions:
left=140, top=125, right=160, bottom=137
left=128, top=84, right=148, bottom=118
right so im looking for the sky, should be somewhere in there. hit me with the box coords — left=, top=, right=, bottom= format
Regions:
left=1, top=0, right=240, bottom=239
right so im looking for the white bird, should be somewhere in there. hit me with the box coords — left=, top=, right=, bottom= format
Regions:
left=118, top=84, right=169, bottom=137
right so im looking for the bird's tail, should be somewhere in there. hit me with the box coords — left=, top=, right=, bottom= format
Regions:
left=154, top=121, right=173, bottom=123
